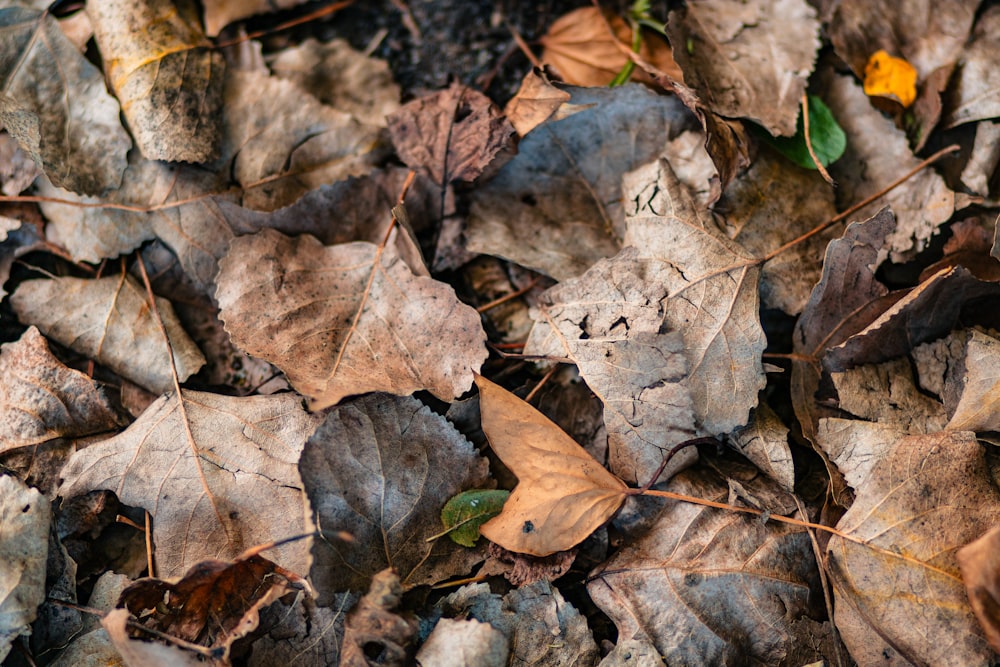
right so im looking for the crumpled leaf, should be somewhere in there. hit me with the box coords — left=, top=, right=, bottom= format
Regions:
left=466, top=84, right=696, bottom=281
left=101, top=608, right=203, bottom=667
left=202, top=0, right=309, bottom=37
left=0, top=132, right=40, bottom=195
left=727, top=401, right=794, bottom=492
left=588, top=461, right=822, bottom=666
left=945, top=6, right=1000, bottom=128
left=957, top=525, right=1000, bottom=654
left=827, top=430, right=1000, bottom=665
left=475, top=375, right=627, bottom=557
left=270, top=37, right=400, bottom=123
left=387, top=81, right=514, bottom=187
left=539, top=7, right=682, bottom=88
left=503, top=69, right=589, bottom=137
left=88, top=0, right=224, bottom=163
left=0, top=215, right=45, bottom=302
left=948, top=329, right=1000, bottom=432
left=58, top=390, right=323, bottom=578
left=10, top=275, right=206, bottom=395
left=0, top=474, right=51, bottom=663
left=815, top=418, right=907, bottom=491
left=0, top=327, right=123, bottom=452
left=831, top=357, right=949, bottom=434
left=440, top=580, right=599, bottom=667
left=825, top=72, right=956, bottom=261
left=0, top=6, right=129, bottom=194
left=416, top=619, right=508, bottom=667
left=216, top=230, right=486, bottom=409
left=666, top=0, right=820, bottom=137
left=248, top=592, right=356, bottom=667
left=117, top=550, right=308, bottom=659
left=302, top=393, right=489, bottom=598
left=340, top=569, right=417, bottom=667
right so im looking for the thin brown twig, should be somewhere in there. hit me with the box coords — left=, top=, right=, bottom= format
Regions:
left=476, top=275, right=542, bottom=313
left=524, top=363, right=559, bottom=403
left=213, top=1, right=354, bottom=49
left=801, top=93, right=835, bottom=185
left=506, top=20, right=543, bottom=70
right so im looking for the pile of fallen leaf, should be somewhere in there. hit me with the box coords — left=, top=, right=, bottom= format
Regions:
left=4, top=0, right=1000, bottom=665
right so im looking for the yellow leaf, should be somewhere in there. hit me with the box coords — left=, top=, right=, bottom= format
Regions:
left=863, top=50, right=917, bottom=108
left=475, top=375, right=627, bottom=556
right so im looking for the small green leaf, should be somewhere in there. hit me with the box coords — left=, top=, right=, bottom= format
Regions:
left=765, top=95, right=846, bottom=170
left=440, top=489, right=510, bottom=547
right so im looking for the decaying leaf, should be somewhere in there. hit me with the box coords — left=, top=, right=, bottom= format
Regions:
left=340, top=569, right=417, bottom=667
left=589, top=462, right=822, bottom=666
left=416, top=618, right=508, bottom=667
left=815, top=418, right=906, bottom=491
left=0, top=326, right=123, bottom=452
left=948, top=329, right=1000, bottom=432
left=466, top=84, right=696, bottom=281
left=11, top=275, right=206, bottom=395
left=202, top=0, right=309, bottom=37
left=957, top=525, right=1000, bottom=654
left=248, top=592, right=356, bottom=667
left=0, top=474, right=51, bottom=662
left=831, top=357, right=949, bottom=434
left=118, top=550, right=308, bottom=659
left=88, top=0, right=224, bottom=163
left=0, top=6, right=129, bottom=194
left=216, top=229, right=486, bottom=409
left=945, top=6, right=1000, bottom=128
left=475, top=375, right=626, bottom=557
left=666, top=0, right=820, bottom=137
left=727, top=401, right=794, bottom=492
left=503, top=69, right=588, bottom=137
left=387, top=81, right=514, bottom=186
left=302, top=393, right=489, bottom=598
left=827, top=430, right=1000, bottom=664
left=58, top=390, right=323, bottom=578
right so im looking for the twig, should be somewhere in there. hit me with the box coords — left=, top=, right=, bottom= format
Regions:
left=801, top=93, right=835, bottom=185
left=213, top=1, right=354, bottom=49
left=637, top=437, right=718, bottom=493
left=524, top=363, right=559, bottom=403
left=476, top=275, right=542, bottom=313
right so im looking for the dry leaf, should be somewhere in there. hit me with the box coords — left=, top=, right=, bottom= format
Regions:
left=825, top=71, right=955, bottom=261
left=588, top=462, right=822, bottom=666
left=340, top=569, right=417, bottom=667
left=58, top=390, right=323, bottom=578
left=415, top=619, right=508, bottom=667
left=0, top=131, right=40, bottom=196
left=88, top=0, right=224, bottom=162
left=957, top=525, right=1000, bottom=654
left=0, top=474, right=51, bottom=662
left=815, top=418, right=907, bottom=491
left=440, top=581, right=599, bottom=667
left=948, top=329, right=1000, bottom=431
left=831, top=357, right=949, bottom=434
left=666, top=0, right=820, bottom=137
left=0, top=215, right=44, bottom=302
left=503, top=69, right=585, bottom=137
left=269, top=38, right=400, bottom=122
left=727, top=401, right=794, bottom=492
left=476, top=375, right=627, bottom=557
left=101, top=608, right=204, bottom=667
left=466, top=84, right=696, bottom=281
left=960, top=121, right=1000, bottom=196
left=0, top=327, right=123, bottom=452
left=539, top=7, right=682, bottom=88
left=302, top=393, right=489, bottom=598
left=216, top=230, right=485, bottom=409
left=827, top=430, right=1000, bottom=665
left=248, top=593, right=356, bottom=667
left=10, top=275, right=206, bottom=395
left=0, top=6, right=129, bottom=194
left=387, top=81, right=515, bottom=186
left=203, top=0, right=309, bottom=37
left=945, top=6, right=1000, bottom=128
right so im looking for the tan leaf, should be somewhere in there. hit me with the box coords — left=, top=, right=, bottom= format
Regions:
left=666, top=0, right=820, bottom=137
left=202, top=0, right=309, bottom=37
left=0, top=6, right=129, bottom=194
left=302, top=393, right=489, bottom=597
left=957, top=525, right=1000, bottom=654
left=945, top=6, right=1000, bottom=128
left=10, top=275, right=206, bottom=395
left=340, top=569, right=417, bottom=667
left=948, top=329, right=1000, bottom=431
left=476, top=375, right=627, bottom=557
left=415, top=618, right=508, bottom=667
left=727, top=401, right=794, bottom=492
left=588, top=462, right=821, bottom=665
left=269, top=38, right=400, bottom=122
left=386, top=81, right=515, bottom=186
left=503, top=69, right=584, bottom=137
left=0, top=475, right=51, bottom=663
left=102, top=608, right=203, bottom=667
left=466, top=84, right=697, bottom=281
left=831, top=357, right=949, bottom=434
left=539, top=7, right=682, bottom=88
left=58, top=390, right=323, bottom=577
left=88, top=0, right=224, bottom=162
left=216, top=230, right=486, bottom=409
left=815, top=418, right=907, bottom=491
left=827, top=430, right=1000, bottom=665
left=0, top=327, right=123, bottom=452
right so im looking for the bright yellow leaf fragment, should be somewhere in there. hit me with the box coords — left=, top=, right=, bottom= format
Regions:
left=863, top=50, right=917, bottom=108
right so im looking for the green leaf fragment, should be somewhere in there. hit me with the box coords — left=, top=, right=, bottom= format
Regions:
left=440, top=489, right=510, bottom=547
left=766, top=95, right=846, bottom=170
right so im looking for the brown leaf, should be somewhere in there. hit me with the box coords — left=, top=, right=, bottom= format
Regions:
left=118, top=551, right=307, bottom=656
left=341, top=569, right=417, bottom=667
left=945, top=6, right=1000, bottom=128
left=216, top=230, right=486, bottom=409
left=10, top=275, right=206, bottom=395
left=727, top=401, right=794, bottom=492
left=248, top=593, right=356, bottom=667
left=825, top=71, right=956, bottom=261
left=0, top=327, right=123, bottom=452
left=948, top=330, right=1000, bottom=432
left=0, top=127, right=40, bottom=195
left=101, top=608, right=203, bottom=667
left=0, top=7, right=129, bottom=194
left=302, top=393, right=489, bottom=597
left=831, top=357, right=949, bottom=434
left=588, top=462, right=822, bottom=666
left=957, top=525, right=1000, bottom=654
left=826, top=430, right=1000, bottom=665
left=387, top=81, right=514, bottom=186
left=88, top=0, right=224, bottom=162
left=816, top=418, right=908, bottom=492
left=476, top=375, right=627, bottom=557
left=415, top=618, right=508, bottom=667
left=58, top=390, right=323, bottom=577
left=666, top=0, right=820, bottom=137
left=503, top=69, right=585, bottom=137
left=466, top=84, right=697, bottom=280
left=539, top=7, right=682, bottom=88
left=0, top=475, right=51, bottom=663
left=202, top=0, right=309, bottom=37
